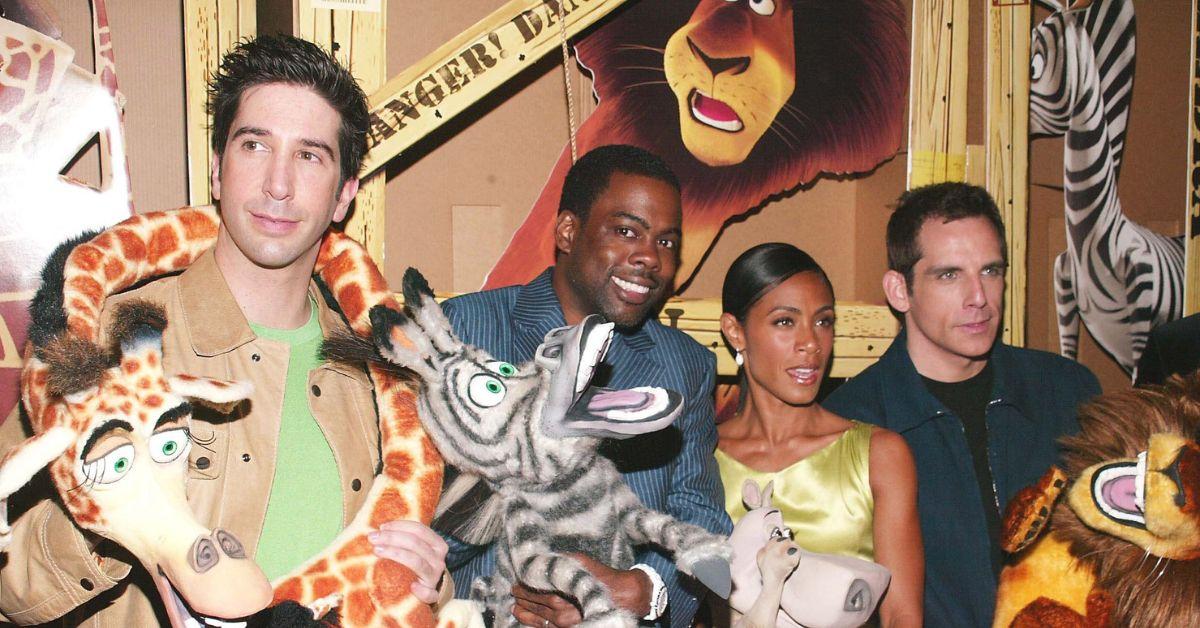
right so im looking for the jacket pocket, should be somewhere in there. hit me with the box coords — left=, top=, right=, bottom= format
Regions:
left=188, top=419, right=228, bottom=481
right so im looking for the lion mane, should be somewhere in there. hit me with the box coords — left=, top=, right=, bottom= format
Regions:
left=485, top=0, right=907, bottom=289
left=579, top=0, right=907, bottom=218
left=1053, top=375, right=1200, bottom=626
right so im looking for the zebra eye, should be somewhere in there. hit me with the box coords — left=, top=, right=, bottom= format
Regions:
left=149, top=428, right=191, bottom=463
left=1031, top=51, right=1045, bottom=80
left=487, top=361, right=518, bottom=378
left=81, top=444, right=136, bottom=485
left=468, top=374, right=507, bottom=407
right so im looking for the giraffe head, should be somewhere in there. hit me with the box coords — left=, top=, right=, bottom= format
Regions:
left=0, top=299, right=272, bottom=624
left=355, top=268, right=683, bottom=486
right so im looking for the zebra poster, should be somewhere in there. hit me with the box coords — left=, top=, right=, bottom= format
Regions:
left=1033, top=0, right=1185, bottom=375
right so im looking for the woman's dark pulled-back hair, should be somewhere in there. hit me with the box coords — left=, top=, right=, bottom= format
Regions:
left=559, top=144, right=680, bottom=224
left=887, top=182, right=1008, bottom=285
left=722, top=243, right=833, bottom=321
left=207, top=35, right=369, bottom=184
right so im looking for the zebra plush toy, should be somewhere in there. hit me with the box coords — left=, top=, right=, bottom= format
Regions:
left=1032, top=0, right=1184, bottom=374
left=332, top=269, right=731, bottom=628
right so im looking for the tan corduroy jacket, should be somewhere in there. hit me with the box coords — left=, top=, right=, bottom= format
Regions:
left=0, top=250, right=383, bottom=626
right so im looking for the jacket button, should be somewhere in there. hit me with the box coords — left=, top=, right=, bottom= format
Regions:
left=196, top=457, right=211, bottom=470
left=242, top=453, right=251, bottom=462
left=351, top=479, right=362, bottom=491
left=251, top=353, right=261, bottom=362
left=311, top=385, right=321, bottom=397
left=80, top=578, right=94, bottom=591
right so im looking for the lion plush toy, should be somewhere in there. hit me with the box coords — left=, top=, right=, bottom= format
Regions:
left=994, top=373, right=1200, bottom=627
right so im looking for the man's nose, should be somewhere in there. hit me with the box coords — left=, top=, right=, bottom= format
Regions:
left=630, top=239, right=662, bottom=272
left=964, top=275, right=987, bottom=307
left=263, top=155, right=294, bottom=201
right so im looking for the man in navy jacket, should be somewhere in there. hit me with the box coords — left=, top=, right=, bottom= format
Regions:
left=439, top=145, right=730, bottom=627
left=825, top=182, right=1100, bottom=627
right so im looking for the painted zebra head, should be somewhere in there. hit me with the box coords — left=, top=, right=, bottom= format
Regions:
left=1030, top=2, right=1092, bottom=137
left=365, top=268, right=683, bottom=485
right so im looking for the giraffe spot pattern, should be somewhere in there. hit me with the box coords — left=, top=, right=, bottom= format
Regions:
left=369, top=490, right=410, bottom=528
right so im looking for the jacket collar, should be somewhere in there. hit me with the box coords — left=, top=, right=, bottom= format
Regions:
left=175, top=249, right=369, bottom=386
left=875, top=328, right=1025, bottom=432
left=511, top=267, right=658, bottom=357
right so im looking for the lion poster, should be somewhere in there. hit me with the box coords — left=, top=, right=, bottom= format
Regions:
left=483, top=0, right=909, bottom=290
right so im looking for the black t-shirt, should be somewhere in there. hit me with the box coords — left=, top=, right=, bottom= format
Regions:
left=921, top=362, right=1003, bottom=575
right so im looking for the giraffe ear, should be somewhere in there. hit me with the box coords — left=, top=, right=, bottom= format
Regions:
left=0, top=425, right=76, bottom=551
left=169, top=375, right=253, bottom=408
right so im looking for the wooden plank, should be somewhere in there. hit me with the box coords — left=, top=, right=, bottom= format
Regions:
left=295, top=0, right=388, bottom=265
left=986, top=0, right=1031, bottom=346
left=907, top=0, right=970, bottom=188
left=183, top=0, right=255, bottom=205
left=1186, top=0, right=1200, bottom=314
left=362, top=0, right=629, bottom=176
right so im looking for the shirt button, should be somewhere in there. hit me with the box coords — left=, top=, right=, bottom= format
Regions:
left=251, top=353, right=261, bottom=362
left=196, top=457, right=211, bottom=470
left=351, top=479, right=362, bottom=491
left=242, top=453, right=251, bottom=462
left=80, top=578, right=94, bottom=591
left=311, top=385, right=321, bottom=397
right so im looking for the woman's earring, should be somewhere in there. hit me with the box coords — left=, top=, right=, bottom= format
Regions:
left=735, top=351, right=744, bottom=367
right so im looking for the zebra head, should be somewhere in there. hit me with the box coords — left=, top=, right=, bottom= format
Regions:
left=1030, top=2, right=1090, bottom=137
left=366, top=268, right=683, bottom=485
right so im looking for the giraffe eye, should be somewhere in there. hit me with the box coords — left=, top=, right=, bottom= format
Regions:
left=149, top=428, right=191, bottom=463
left=487, top=361, right=518, bottom=377
left=468, top=374, right=507, bottom=407
left=81, top=444, right=135, bottom=485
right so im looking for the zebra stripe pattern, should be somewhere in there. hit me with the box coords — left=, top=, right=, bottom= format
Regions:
left=1032, top=0, right=1184, bottom=375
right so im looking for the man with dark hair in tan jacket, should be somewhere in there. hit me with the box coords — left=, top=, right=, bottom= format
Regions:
left=0, top=35, right=448, bottom=625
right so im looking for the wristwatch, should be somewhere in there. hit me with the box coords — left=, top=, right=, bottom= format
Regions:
left=630, top=563, right=668, bottom=621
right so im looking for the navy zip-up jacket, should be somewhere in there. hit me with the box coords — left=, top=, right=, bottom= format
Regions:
left=824, top=329, right=1100, bottom=627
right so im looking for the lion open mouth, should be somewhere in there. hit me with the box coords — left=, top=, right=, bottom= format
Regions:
left=1091, top=451, right=1147, bottom=528
left=689, top=90, right=744, bottom=132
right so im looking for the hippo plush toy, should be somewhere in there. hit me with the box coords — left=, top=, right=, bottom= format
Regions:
left=727, top=480, right=891, bottom=628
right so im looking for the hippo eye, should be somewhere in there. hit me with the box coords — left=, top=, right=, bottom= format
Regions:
left=748, top=0, right=775, bottom=16
left=82, top=444, right=135, bottom=485
left=487, top=361, right=518, bottom=378
left=149, top=428, right=191, bottom=463
left=769, top=526, right=792, bottom=540
left=468, top=374, right=507, bottom=407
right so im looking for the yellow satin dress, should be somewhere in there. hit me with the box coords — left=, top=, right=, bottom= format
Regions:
left=716, top=420, right=876, bottom=562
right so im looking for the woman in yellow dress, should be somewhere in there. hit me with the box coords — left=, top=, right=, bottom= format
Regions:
left=717, top=243, right=924, bottom=627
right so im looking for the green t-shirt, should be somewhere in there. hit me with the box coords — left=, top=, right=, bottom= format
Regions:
left=251, top=302, right=343, bottom=580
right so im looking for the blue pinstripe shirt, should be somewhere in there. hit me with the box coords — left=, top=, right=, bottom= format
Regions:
left=439, top=268, right=731, bottom=627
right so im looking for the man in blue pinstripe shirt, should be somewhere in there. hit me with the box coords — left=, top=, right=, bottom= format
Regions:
left=439, top=145, right=731, bottom=627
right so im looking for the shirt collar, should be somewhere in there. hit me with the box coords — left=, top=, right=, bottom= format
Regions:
left=176, top=248, right=363, bottom=386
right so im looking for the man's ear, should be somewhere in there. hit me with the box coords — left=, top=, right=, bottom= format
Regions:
left=333, top=177, right=360, bottom=223
left=209, top=153, right=222, bottom=200
left=720, top=312, right=745, bottom=353
left=554, top=211, right=580, bottom=256
left=883, top=270, right=911, bottom=314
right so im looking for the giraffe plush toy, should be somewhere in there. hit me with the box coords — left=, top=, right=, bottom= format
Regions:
left=15, top=206, right=464, bottom=627
left=0, top=240, right=272, bottom=626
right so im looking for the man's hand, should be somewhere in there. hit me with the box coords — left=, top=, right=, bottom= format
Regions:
left=510, top=553, right=651, bottom=627
left=367, top=520, right=448, bottom=604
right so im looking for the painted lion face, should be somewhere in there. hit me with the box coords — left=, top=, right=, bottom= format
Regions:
left=1068, top=432, right=1200, bottom=560
left=663, top=0, right=796, bottom=166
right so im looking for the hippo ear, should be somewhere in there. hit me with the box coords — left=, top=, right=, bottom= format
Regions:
left=761, top=480, right=775, bottom=508
left=742, top=479, right=762, bottom=510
